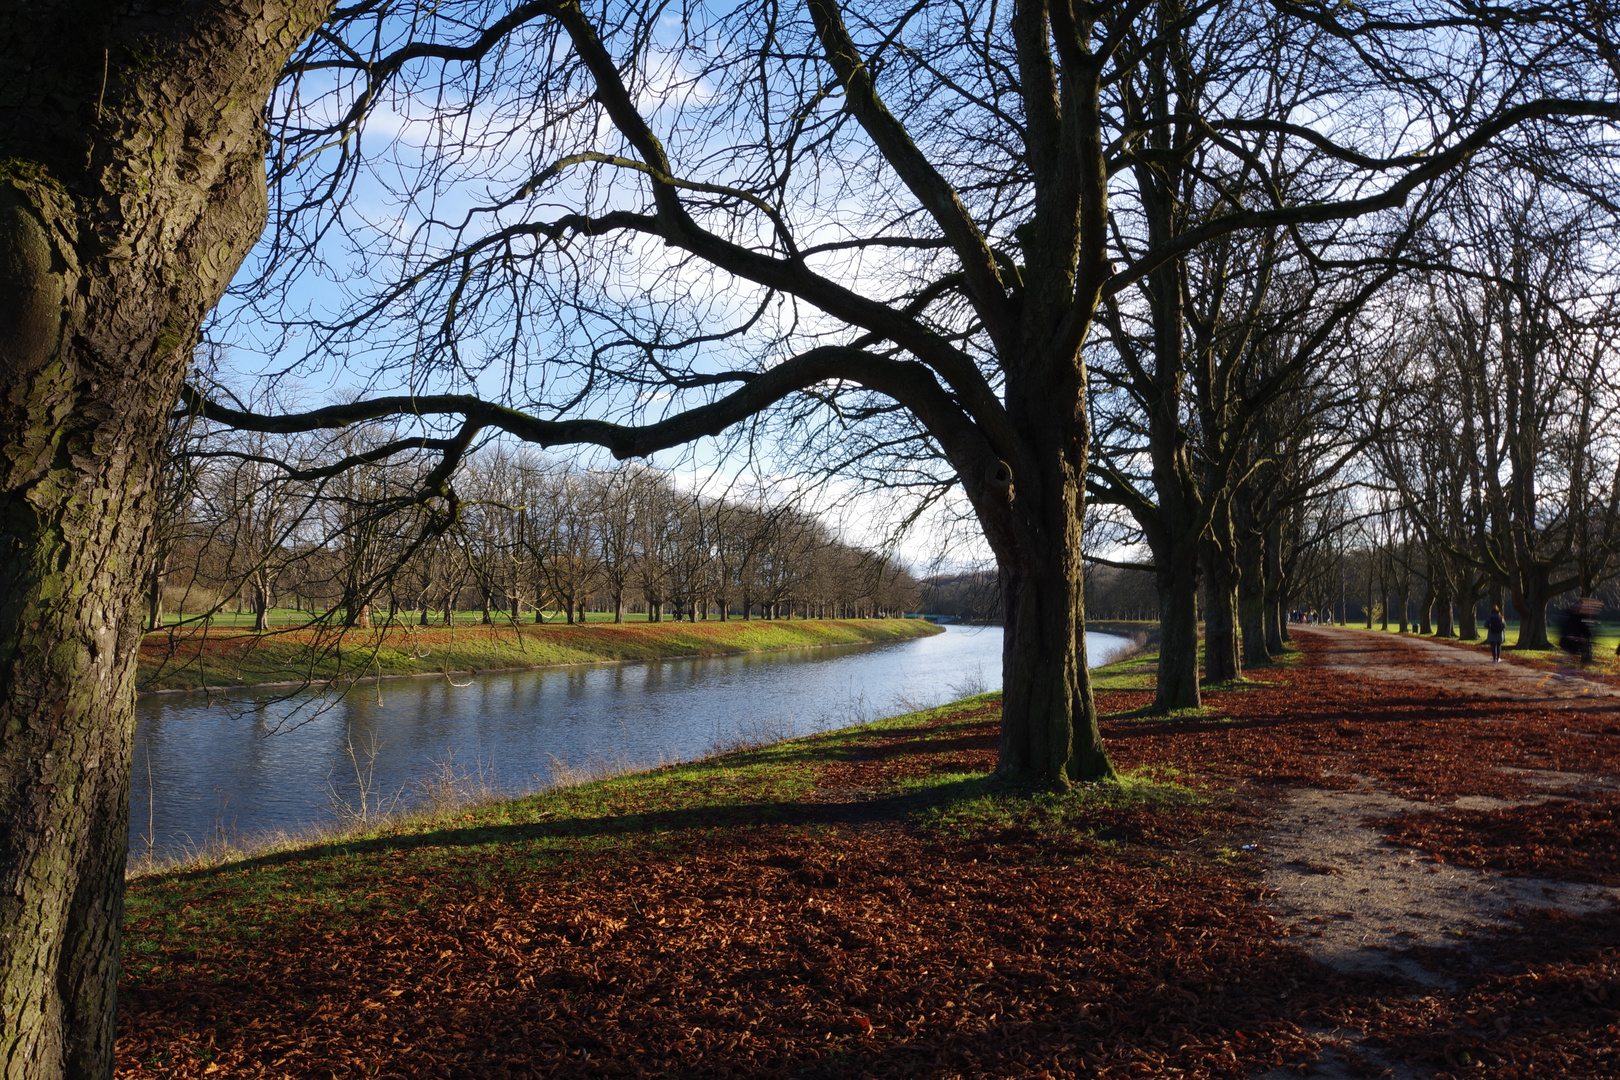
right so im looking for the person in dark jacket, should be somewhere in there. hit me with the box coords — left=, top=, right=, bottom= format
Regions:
left=1560, top=602, right=1595, bottom=665
left=1578, top=597, right=1601, bottom=666
left=1484, top=605, right=1506, bottom=663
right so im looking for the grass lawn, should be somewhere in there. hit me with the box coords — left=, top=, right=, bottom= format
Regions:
left=136, top=617, right=941, bottom=693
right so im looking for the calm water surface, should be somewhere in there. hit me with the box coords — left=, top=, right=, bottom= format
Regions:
left=130, top=624, right=1132, bottom=857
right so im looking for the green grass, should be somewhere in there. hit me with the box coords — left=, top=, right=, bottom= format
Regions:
left=137, top=617, right=942, bottom=693
left=902, top=763, right=1199, bottom=843
left=1090, top=647, right=1160, bottom=691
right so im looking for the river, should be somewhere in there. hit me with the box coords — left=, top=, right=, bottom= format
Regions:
left=129, top=624, right=1133, bottom=859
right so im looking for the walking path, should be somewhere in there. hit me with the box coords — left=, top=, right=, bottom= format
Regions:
left=1301, top=625, right=1620, bottom=707
left=1252, top=627, right=1620, bottom=1078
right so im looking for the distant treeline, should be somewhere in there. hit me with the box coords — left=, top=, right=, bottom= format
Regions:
left=148, top=436, right=920, bottom=631
left=921, top=564, right=1156, bottom=622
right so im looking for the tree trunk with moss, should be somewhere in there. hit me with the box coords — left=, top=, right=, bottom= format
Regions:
left=0, top=3, right=327, bottom=1076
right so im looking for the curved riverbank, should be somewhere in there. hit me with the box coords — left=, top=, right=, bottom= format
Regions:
left=136, top=617, right=943, bottom=694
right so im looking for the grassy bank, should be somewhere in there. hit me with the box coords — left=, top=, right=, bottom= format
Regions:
left=117, top=686, right=1241, bottom=1078
left=116, top=639, right=1620, bottom=1077
left=136, top=617, right=942, bottom=694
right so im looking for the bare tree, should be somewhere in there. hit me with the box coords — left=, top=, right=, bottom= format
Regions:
left=1380, top=177, right=1620, bottom=646
left=533, top=461, right=605, bottom=623
left=195, top=0, right=1620, bottom=779
left=9, top=3, right=1620, bottom=1070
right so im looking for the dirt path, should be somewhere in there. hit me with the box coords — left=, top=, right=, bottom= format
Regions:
left=1302, top=624, right=1620, bottom=707
left=1250, top=627, right=1620, bottom=1078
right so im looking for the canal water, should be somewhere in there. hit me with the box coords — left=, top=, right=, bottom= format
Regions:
left=130, top=624, right=1133, bottom=859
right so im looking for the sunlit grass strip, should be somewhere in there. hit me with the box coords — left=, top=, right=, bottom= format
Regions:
left=901, top=765, right=1200, bottom=839
left=136, top=616, right=942, bottom=693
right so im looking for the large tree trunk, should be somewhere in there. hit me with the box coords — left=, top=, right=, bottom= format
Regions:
left=1199, top=503, right=1241, bottom=684
left=145, top=558, right=167, bottom=632
left=992, top=436, right=1113, bottom=784
left=252, top=579, right=272, bottom=632
left=0, top=3, right=328, bottom=1075
left=1511, top=569, right=1553, bottom=649
left=1264, top=520, right=1287, bottom=651
left=1153, top=546, right=1201, bottom=712
left=1236, top=512, right=1271, bottom=667
left=1434, top=568, right=1456, bottom=639
left=1457, top=570, right=1481, bottom=640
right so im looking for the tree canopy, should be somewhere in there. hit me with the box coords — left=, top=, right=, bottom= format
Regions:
left=7, top=2, right=1620, bottom=1075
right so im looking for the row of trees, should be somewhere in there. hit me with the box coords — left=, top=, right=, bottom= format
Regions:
left=1355, top=183, right=1620, bottom=648
left=1080, top=155, right=1620, bottom=675
left=151, top=436, right=921, bottom=633
left=10, top=3, right=1620, bottom=1072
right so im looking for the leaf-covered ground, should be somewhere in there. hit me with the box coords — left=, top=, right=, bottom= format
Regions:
left=116, top=632, right=1620, bottom=1078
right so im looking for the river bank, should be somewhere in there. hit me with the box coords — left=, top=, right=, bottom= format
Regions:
left=118, top=632, right=1620, bottom=1078
left=136, top=617, right=943, bottom=694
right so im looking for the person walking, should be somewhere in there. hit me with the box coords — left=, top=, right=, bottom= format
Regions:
left=1485, top=605, right=1506, bottom=663
left=1560, top=602, right=1593, bottom=666
left=1578, top=597, right=1601, bottom=666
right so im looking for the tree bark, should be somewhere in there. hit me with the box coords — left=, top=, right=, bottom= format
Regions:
left=1511, top=568, right=1554, bottom=649
left=1199, top=503, right=1241, bottom=684
left=0, top=3, right=329, bottom=1075
left=1265, top=521, right=1286, bottom=651
left=1154, top=546, right=1202, bottom=711
left=1236, top=511, right=1271, bottom=666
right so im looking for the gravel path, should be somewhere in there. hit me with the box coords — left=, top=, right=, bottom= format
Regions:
left=1301, top=625, right=1620, bottom=707
left=1249, top=627, right=1620, bottom=1078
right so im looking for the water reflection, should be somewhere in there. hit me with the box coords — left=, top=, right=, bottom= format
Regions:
left=130, top=624, right=1132, bottom=858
